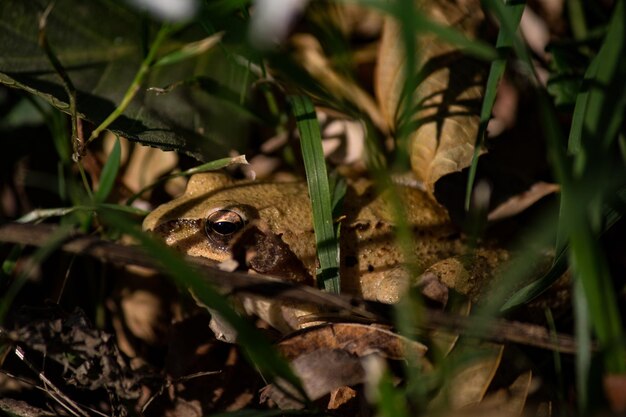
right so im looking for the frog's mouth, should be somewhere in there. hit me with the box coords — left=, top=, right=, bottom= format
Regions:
left=229, top=222, right=314, bottom=286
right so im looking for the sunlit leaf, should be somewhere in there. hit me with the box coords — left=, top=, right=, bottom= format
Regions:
left=375, top=0, right=488, bottom=192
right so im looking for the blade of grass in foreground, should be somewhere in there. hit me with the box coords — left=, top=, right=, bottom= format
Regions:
left=568, top=0, right=626, bottom=160
left=560, top=0, right=626, bottom=378
left=288, top=95, right=340, bottom=294
left=94, top=137, right=121, bottom=204
left=465, top=0, right=525, bottom=210
left=502, top=186, right=626, bottom=312
left=486, top=0, right=626, bottom=388
left=98, top=210, right=306, bottom=401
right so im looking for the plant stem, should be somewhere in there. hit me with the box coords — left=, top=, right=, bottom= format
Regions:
left=83, top=24, right=172, bottom=150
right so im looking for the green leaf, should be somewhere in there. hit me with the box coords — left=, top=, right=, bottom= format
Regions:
left=0, top=0, right=254, bottom=161
left=546, top=44, right=588, bottom=109
left=152, top=33, right=224, bottom=68
left=375, top=369, right=410, bottom=417
left=569, top=0, right=626, bottom=172
left=94, top=138, right=121, bottom=204
left=288, top=95, right=340, bottom=293
left=561, top=0, right=626, bottom=375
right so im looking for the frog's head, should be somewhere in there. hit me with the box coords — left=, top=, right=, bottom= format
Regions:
left=143, top=172, right=316, bottom=283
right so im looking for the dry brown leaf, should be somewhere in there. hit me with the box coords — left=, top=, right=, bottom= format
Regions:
left=430, top=343, right=504, bottom=410
left=264, top=323, right=429, bottom=409
left=480, top=370, right=532, bottom=416
left=433, top=370, right=532, bottom=417
left=431, top=298, right=472, bottom=356
left=603, top=373, right=626, bottom=413
left=375, top=0, right=486, bottom=193
left=292, top=349, right=365, bottom=401
left=337, top=3, right=384, bottom=39
left=488, top=182, right=560, bottom=221
left=375, top=18, right=404, bottom=132
left=261, top=349, right=365, bottom=409
left=277, top=322, right=428, bottom=361
left=328, top=386, right=358, bottom=409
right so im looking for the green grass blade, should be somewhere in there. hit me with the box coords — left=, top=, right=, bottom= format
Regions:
left=560, top=0, right=626, bottom=375
left=481, top=0, right=535, bottom=70
left=569, top=0, right=626, bottom=174
left=539, top=82, right=625, bottom=373
left=503, top=185, right=625, bottom=311
left=567, top=205, right=625, bottom=372
left=567, top=0, right=588, bottom=39
left=152, top=33, right=223, bottom=67
left=94, top=137, right=121, bottom=204
left=500, top=246, right=567, bottom=311
left=98, top=210, right=306, bottom=398
left=375, top=369, right=410, bottom=417
left=574, top=278, right=592, bottom=412
left=465, top=0, right=525, bottom=210
left=288, top=95, right=340, bottom=293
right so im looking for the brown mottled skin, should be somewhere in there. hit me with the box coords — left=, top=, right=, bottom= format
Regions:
left=143, top=172, right=507, bottom=332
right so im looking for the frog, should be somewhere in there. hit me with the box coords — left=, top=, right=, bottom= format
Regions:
left=142, top=172, right=507, bottom=334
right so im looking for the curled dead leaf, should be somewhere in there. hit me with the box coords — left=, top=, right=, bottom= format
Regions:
left=375, top=0, right=486, bottom=193
left=277, top=322, right=428, bottom=361
left=263, top=323, right=429, bottom=409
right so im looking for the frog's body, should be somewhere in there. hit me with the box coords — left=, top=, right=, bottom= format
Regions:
left=143, top=172, right=505, bottom=309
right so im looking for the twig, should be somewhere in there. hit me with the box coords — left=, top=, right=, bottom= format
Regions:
left=0, top=222, right=586, bottom=354
left=12, top=344, right=90, bottom=417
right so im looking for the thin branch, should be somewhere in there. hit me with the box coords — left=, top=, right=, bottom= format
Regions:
left=0, top=222, right=586, bottom=354
left=37, top=3, right=80, bottom=162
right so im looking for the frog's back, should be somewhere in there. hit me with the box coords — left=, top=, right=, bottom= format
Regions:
left=144, top=172, right=463, bottom=303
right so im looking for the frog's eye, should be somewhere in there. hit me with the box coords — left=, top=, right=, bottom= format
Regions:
left=205, top=209, right=246, bottom=244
